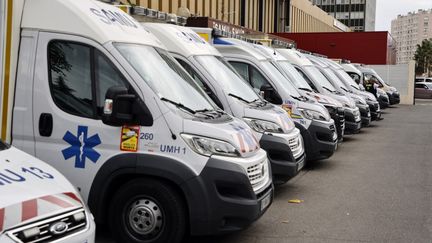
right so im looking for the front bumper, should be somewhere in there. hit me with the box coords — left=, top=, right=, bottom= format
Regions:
left=0, top=209, right=96, bottom=243
left=326, top=106, right=345, bottom=143
left=344, top=108, right=362, bottom=134
left=378, top=95, right=390, bottom=109
left=184, top=154, right=273, bottom=236
left=368, top=101, right=381, bottom=121
left=295, top=119, right=337, bottom=161
left=259, top=131, right=305, bottom=184
left=389, top=92, right=400, bottom=105
left=358, top=104, right=371, bottom=127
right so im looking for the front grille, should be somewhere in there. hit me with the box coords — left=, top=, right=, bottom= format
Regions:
left=247, top=159, right=267, bottom=189
left=288, top=137, right=299, bottom=151
left=329, top=124, right=335, bottom=132
left=360, top=107, right=370, bottom=117
left=8, top=208, right=87, bottom=243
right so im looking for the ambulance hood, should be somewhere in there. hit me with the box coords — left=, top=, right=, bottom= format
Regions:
left=0, top=147, right=81, bottom=232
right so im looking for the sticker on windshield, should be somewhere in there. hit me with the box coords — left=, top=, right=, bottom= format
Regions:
left=62, top=126, right=101, bottom=169
left=121, top=126, right=140, bottom=152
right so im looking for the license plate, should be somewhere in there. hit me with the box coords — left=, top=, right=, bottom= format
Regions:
left=297, top=159, right=305, bottom=171
left=260, top=193, right=271, bottom=211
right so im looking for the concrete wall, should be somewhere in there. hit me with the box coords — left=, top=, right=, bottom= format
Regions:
left=367, top=60, right=415, bottom=105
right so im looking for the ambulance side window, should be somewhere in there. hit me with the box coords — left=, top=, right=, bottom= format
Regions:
left=229, top=62, right=250, bottom=81
left=175, top=58, right=224, bottom=109
left=48, top=42, right=94, bottom=118
left=295, top=67, right=318, bottom=92
left=95, top=51, right=129, bottom=115
left=229, top=62, right=270, bottom=91
left=48, top=41, right=129, bottom=119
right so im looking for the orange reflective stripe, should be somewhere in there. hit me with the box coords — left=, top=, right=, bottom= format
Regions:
left=1, top=0, right=13, bottom=141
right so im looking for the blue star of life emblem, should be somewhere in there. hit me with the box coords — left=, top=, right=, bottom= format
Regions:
left=62, top=126, right=101, bottom=169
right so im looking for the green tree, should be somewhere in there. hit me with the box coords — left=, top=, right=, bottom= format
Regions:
left=414, top=39, right=432, bottom=76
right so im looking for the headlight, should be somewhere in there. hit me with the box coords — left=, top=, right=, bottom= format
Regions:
left=181, top=134, right=240, bottom=157
left=243, top=118, right=284, bottom=133
left=353, top=97, right=366, bottom=105
left=298, top=108, right=329, bottom=121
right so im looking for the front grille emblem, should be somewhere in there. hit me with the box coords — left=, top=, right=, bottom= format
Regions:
left=49, top=221, right=69, bottom=235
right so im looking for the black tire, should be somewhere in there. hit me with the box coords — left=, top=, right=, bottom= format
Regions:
left=108, top=178, right=186, bottom=243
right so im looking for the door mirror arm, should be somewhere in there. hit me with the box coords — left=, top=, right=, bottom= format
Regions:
left=102, top=86, right=153, bottom=126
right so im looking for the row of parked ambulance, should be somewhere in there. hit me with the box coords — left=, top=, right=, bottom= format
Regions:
left=0, top=1, right=400, bottom=243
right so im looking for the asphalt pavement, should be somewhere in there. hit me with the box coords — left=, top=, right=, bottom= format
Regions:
left=97, top=100, right=432, bottom=243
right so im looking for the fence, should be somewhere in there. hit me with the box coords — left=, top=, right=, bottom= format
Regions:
left=367, top=60, right=415, bottom=105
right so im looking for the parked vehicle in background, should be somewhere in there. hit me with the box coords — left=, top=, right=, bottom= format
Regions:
left=415, top=77, right=432, bottom=83
left=355, top=65, right=400, bottom=105
left=145, top=24, right=305, bottom=184
left=1, top=1, right=273, bottom=242
left=318, top=58, right=382, bottom=122
left=0, top=140, right=96, bottom=243
left=342, top=63, right=390, bottom=109
left=215, top=38, right=338, bottom=162
left=415, top=82, right=432, bottom=99
left=306, top=55, right=371, bottom=127
left=279, top=49, right=361, bottom=135
left=253, top=46, right=346, bottom=143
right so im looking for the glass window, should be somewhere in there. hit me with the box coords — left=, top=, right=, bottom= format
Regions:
left=48, top=41, right=94, bottom=118
left=95, top=51, right=129, bottom=114
left=176, top=58, right=224, bottom=109
left=230, top=62, right=250, bottom=81
left=195, top=56, right=260, bottom=103
left=115, top=44, right=215, bottom=112
left=49, top=41, right=132, bottom=119
left=304, top=66, right=337, bottom=92
left=277, top=61, right=315, bottom=92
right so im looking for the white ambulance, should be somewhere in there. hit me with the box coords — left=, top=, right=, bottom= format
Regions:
left=0, top=140, right=95, bottom=242
left=1, top=0, right=273, bottom=242
left=214, top=38, right=338, bottom=162
left=144, top=24, right=305, bottom=184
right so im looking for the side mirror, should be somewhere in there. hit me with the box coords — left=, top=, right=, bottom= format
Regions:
left=102, top=86, right=153, bottom=126
left=260, top=84, right=282, bottom=105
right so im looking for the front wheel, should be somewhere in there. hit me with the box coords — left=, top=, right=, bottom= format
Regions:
left=108, top=178, right=186, bottom=243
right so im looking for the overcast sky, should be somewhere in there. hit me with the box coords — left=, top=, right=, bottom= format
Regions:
left=375, top=0, right=432, bottom=31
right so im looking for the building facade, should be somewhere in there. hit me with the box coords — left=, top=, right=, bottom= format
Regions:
left=391, top=9, right=432, bottom=64
left=273, top=32, right=396, bottom=64
left=120, top=0, right=350, bottom=33
left=309, top=0, right=376, bottom=31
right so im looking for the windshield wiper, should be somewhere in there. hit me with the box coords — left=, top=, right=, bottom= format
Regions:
left=341, top=87, right=350, bottom=92
left=298, top=87, right=313, bottom=92
left=161, top=97, right=196, bottom=115
left=322, top=86, right=336, bottom=93
left=351, top=84, right=360, bottom=91
left=290, top=95, right=302, bottom=101
left=228, top=93, right=255, bottom=104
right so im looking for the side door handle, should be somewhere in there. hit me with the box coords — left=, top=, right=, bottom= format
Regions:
left=39, top=113, right=53, bottom=137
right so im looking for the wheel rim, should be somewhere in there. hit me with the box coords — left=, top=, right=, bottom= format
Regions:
left=127, top=198, right=163, bottom=237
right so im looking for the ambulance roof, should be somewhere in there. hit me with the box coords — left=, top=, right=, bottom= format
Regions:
left=21, top=0, right=164, bottom=48
left=214, top=38, right=268, bottom=61
left=276, top=49, right=314, bottom=67
left=342, top=63, right=362, bottom=75
left=253, top=44, right=288, bottom=62
left=143, top=23, right=221, bottom=58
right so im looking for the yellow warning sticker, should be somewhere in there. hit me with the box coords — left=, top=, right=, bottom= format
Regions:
left=281, top=104, right=293, bottom=116
left=120, top=125, right=140, bottom=152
